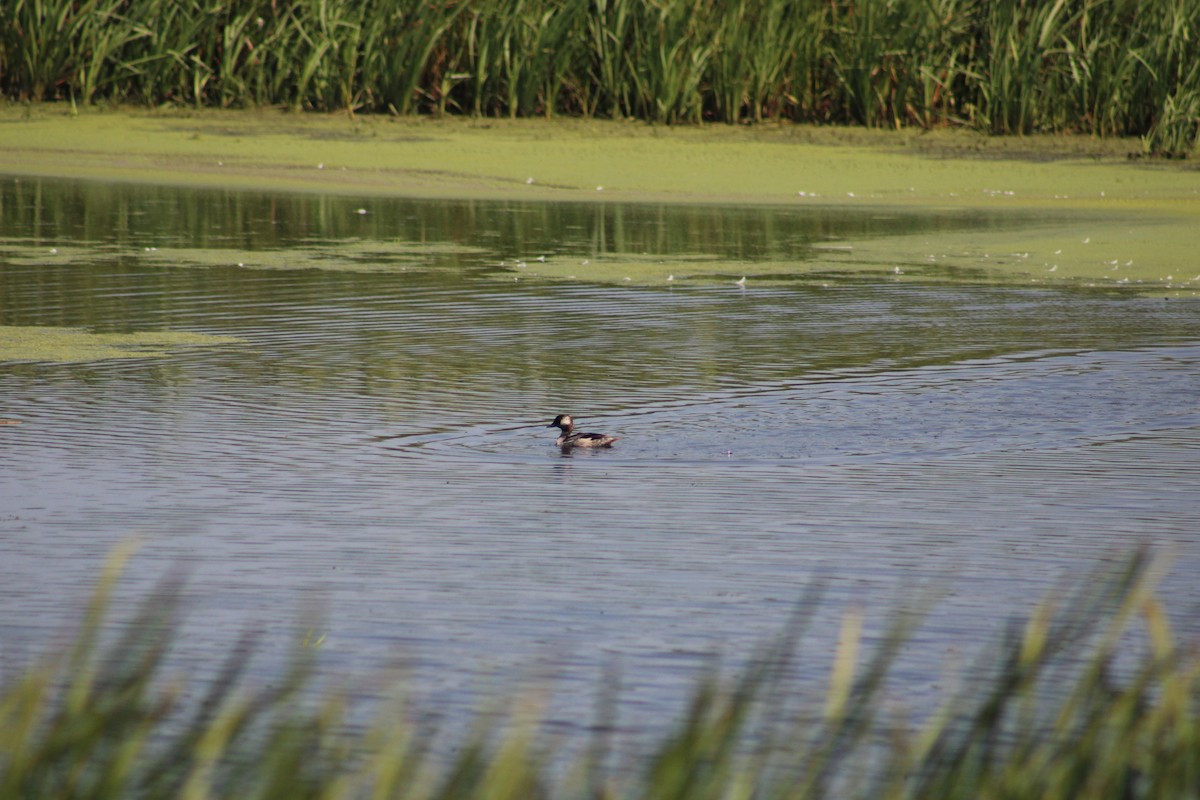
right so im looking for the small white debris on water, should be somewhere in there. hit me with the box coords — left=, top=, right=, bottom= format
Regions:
left=536, top=255, right=545, bottom=262
left=893, top=266, right=903, bottom=274
left=1049, top=266, right=1058, bottom=272
left=49, top=248, right=58, bottom=254
left=596, top=186, right=604, bottom=191
left=1055, top=249, right=1062, bottom=254
left=356, top=208, right=368, bottom=215
left=317, top=163, right=324, bottom=169
left=580, top=259, right=589, bottom=266
left=847, top=192, right=856, bottom=198
left=667, top=275, right=674, bottom=281
left=526, top=177, right=534, bottom=184
left=217, top=161, right=223, bottom=166
left=735, top=276, right=746, bottom=286
left=1082, top=237, right=1090, bottom=244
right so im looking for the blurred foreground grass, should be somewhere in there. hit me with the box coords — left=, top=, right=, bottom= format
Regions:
left=2, top=544, right=1196, bottom=799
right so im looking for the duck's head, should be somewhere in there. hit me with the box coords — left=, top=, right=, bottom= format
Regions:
left=548, top=414, right=574, bottom=429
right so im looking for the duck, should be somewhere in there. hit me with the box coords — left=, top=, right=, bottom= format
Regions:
left=547, top=414, right=619, bottom=449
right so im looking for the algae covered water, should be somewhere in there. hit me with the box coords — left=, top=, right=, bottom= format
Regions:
left=2, top=177, right=1199, bottom=739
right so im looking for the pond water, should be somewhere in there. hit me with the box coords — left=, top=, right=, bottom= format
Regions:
left=2, top=177, right=1199, bottom=746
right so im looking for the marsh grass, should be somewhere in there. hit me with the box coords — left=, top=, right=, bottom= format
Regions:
left=2, top=0, right=1197, bottom=154
left=2, top=544, right=1198, bottom=798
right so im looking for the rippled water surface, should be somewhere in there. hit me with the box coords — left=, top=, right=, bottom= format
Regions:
left=2, top=178, right=1199, bottom=741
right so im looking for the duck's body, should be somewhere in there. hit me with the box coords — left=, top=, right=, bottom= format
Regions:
left=547, top=414, right=619, bottom=449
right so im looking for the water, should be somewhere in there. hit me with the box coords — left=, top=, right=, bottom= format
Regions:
left=2, top=177, right=1199, bottom=744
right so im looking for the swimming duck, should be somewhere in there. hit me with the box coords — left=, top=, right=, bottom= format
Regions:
left=547, top=414, right=619, bottom=449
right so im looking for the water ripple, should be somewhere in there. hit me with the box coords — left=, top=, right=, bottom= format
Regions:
left=4, top=182, right=1200, bottom=747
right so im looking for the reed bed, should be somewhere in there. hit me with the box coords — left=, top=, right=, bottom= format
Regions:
left=2, top=545, right=1198, bottom=798
left=2, top=0, right=1198, bottom=154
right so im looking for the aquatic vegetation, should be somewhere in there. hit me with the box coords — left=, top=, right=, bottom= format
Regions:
left=134, top=240, right=486, bottom=274
left=1, top=546, right=1197, bottom=798
left=799, top=217, right=1200, bottom=297
left=495, top=252, right=720, bottom=286
left=3, top=171, right=1196, bottom=294
left=488, top=219, right=1200, bottom=297
left=0, top=325, right=243, bottom=363
left=2, top=0, right=1197, bottom=155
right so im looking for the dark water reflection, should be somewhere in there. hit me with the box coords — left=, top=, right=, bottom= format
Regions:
left=0, top=175, right=1036, bottom=260
left=2, top=177, right=1199, bottom=746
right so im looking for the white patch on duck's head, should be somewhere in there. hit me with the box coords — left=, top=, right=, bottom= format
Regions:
left=549, top=414, right=574, bottom=428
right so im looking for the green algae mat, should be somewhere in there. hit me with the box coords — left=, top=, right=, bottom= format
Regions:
left=0, top=325, right=243, bottom=364
left=1, top=106, right=1198, bottom=292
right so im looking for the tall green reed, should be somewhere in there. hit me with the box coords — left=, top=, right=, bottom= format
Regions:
left=5, top=0, right=148, bottom=105
left=2, top=1, right=1196, bottom=153
left=969, top=0, right=1200, bottom=154
left=633, top=0, right=716, bottom=124
left=707, top=0, right=808, bottom=124
left=449, top=0, right=585, bottom=118
left=2, top=545, right=1197, bottom=799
